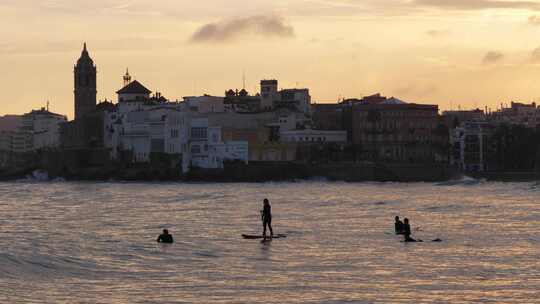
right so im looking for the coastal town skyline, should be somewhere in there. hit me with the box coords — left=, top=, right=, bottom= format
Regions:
left=2, top=2, right=539, bottom=303
left=5, top=0, right=540, bottom=118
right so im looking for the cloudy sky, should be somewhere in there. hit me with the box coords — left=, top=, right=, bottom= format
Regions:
left=3, top=0, right=540, bottom=118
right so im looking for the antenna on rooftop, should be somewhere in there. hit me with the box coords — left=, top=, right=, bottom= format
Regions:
left=46, top=100, right=50, bottom=111
left=242, top=70, right=246, bottom=90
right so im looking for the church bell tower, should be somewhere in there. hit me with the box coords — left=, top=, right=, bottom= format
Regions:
left=74, top=42, right=97, bottom=120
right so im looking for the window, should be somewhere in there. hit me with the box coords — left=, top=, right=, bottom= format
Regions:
left=191, top=144, right=201, bottom=154
left=191, top=127, right=207, bottom=140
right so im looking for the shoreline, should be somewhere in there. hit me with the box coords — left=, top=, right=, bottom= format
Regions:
left=2, top=162, right=539, bottom=182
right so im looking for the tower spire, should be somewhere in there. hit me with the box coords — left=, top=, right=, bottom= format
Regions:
left=81, top=42, right=90, bottom=58
left=74, top=43, right=97, bottom=120
left=123, top=68, right=132, bottom=86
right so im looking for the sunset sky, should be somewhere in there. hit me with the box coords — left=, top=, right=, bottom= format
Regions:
left=3, top=0, right=540, bottom=119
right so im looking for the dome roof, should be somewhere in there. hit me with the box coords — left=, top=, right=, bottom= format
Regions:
left=381, top=97, right=407, bottom=105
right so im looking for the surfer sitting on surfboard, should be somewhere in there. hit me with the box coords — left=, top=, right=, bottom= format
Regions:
left=261, top=198, right=273, bottom=240
left=395, top=216, right=404, bottom=235
left=403, top=218, right=418, bottom=242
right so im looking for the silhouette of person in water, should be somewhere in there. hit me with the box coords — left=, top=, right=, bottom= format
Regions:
left=157, top=229, right=174, bottom=243
left=261, top=198, right=273, bottom=240
left=403, top=218, right=417, bottom=242
left=395, top=216, right=404, bottom=235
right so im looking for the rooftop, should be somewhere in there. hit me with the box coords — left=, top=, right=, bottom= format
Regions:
left=116, top=80, right=152, bottom=95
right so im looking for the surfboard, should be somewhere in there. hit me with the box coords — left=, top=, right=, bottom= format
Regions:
left=400, top=239, right=424, bottom=243
left=242, top=234, right=287, bottom=239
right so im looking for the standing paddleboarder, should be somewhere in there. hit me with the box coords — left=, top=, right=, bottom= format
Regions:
left=261, top=198, right=273, bottom=240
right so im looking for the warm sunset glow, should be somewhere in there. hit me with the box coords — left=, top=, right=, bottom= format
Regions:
left=4, top=0, right=540, bottom=118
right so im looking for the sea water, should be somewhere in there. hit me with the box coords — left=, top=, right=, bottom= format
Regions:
left=0, top=180, right=539, bottom=303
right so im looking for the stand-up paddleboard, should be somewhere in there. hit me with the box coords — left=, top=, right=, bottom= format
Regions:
left=242, top=234, right=287, bottom=239
left=400, top=239, right=443, bottom=243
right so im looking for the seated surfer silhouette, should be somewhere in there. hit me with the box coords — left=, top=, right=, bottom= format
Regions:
left=157, top=229, right=174, bottom=243
left=395, top=216, right=404, bottom=235
left=261, top=198, right=273, bottom=240
left=403, top=218, right=418, bottom=242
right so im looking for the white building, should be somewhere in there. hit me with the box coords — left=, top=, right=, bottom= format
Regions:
left=190, top=118, right=248, bottom=169
left=0, top=115, right=23, bottom=152
left=8, top=131, right=33, bottom=153
left=272, top=111, right=311, bottom=131
left=450, top=121, right=494, bottom=172
left=259, top=79, right=312, bottom=115
left=0, top=109, right=66, bottom=152
left=183, top=95, right=225, bottom=113
left=24, top=108, right=67, bottom=150
left=106, top=78, right=249, bottom=172
left=277, top=89, right=311, bottom=115
left=260, top=80, right=279, bottom=111
left=189, top=117, right=210, bottom=168
left=117, top=80, right=152, bottom=103
left=165, top=111, right=191, bottom=172
left=115, top=80, right=173, bottom=114
left=111, top=107, right=186, bottom=163
left=492, top=102, right=540, bottom=128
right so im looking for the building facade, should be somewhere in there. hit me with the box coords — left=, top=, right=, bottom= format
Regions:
left=280, top=129, right=347, bottom=143
left=451, top=121, right=495, bottom=172
left=491, top=102, right=540, bottom=128
left=189, top=118, right=248, bottom=169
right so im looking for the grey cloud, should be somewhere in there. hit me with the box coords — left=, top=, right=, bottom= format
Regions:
left=530, top=47, right=540, bottom=62
left=190, top=15, right=294, bottom=43
left=414, top=0, right=540, bottom=11
left=482, top=51, right=504, bottom=64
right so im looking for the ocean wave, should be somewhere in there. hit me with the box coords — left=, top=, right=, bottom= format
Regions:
left=0, top=251, right=101, bottom=281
